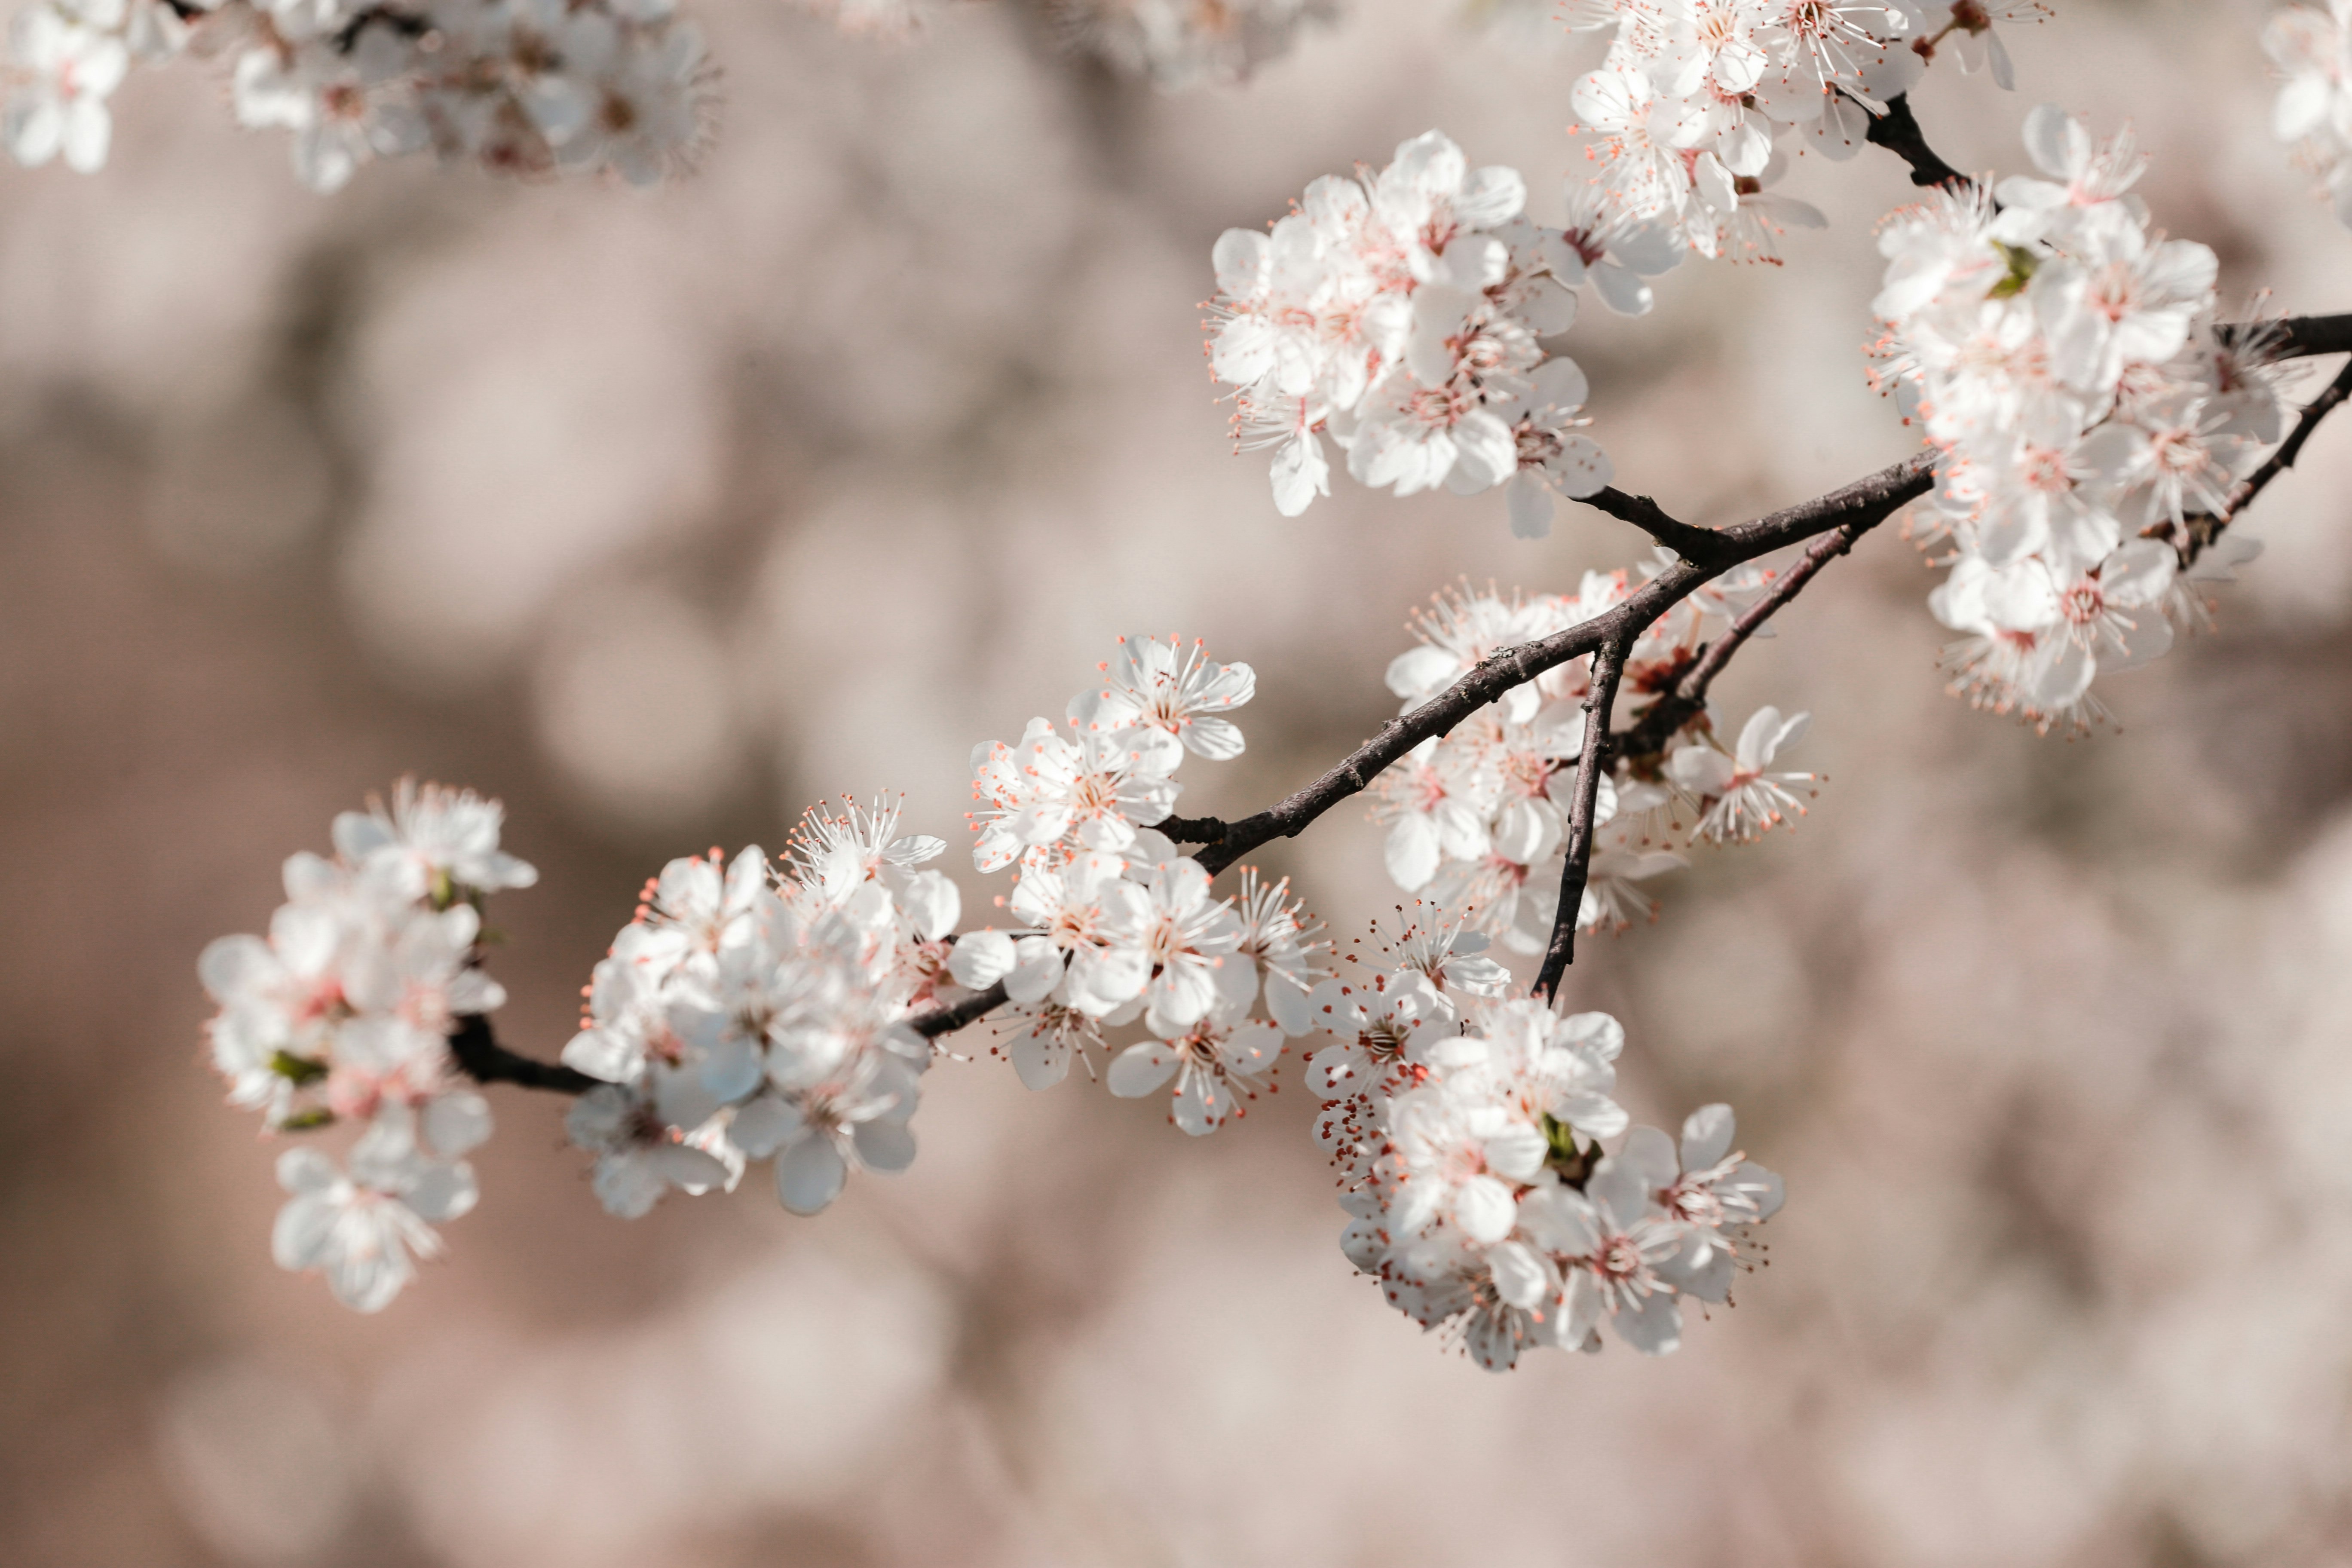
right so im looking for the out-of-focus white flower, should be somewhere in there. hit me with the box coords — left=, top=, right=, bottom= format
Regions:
left=334, top=778, right=539, bottom=905
left=4, top=0, right=129, bottom=174
left=271, top=1124, right=477, bottom=1313
left=1053, top=0, right=1336, bottom=90
left=25, top=0, right=710, bottom=189
left=566, top=1082, right=731, bottom=1219
left=202, top=783, right=533, bottom=1311
left=2267, top=0, right=2352, bottom=225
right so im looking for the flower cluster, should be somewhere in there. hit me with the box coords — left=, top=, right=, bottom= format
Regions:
left=955, top=635, right=1331, bottom=1130
left=1565, top=2, right=2048, bottom=263
left=1371, top=573, right=1819, bottom=948
left=2267, top=0, right=2352, bottom=227
left=1303, top=929, right=1781, bottom=1370
left=197, top=781, right=535, bottom=1311
left=1052, top=0, right=1335, bottom=90
left=1205, top=130, right=1617, bottom=532
left=1870, top=105, right=2289, bottom=731
left=5, top=0, right=713, bottom=190
left=560, top=795, right=960, bottom=1219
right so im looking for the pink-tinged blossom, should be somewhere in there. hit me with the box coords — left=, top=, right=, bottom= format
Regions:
left=1666, top=706, right=1818, bottom=843
left=1070, top=636, right=1256, bottom=770
left=968, top=717, right=1180, bottom=871
left=1107, top=1004, right=1283, bottom=1135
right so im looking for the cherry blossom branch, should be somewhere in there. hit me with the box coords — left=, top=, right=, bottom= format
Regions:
left=1861, top=92, right=1973, bottom=192
left=450, top=314, right=2352, bottom=1078
left=447, top=1013, right=598, bottom=1094
left=1532, top=640, right=1627, bottom=1001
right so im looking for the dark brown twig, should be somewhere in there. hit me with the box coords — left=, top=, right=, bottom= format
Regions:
left=1579, top=489, right=1737, bottom=568
left=1610, top=516, right=1878, bottom=769
left=911, top=980, right=1011, bottom=1039
left=1532, top=641, right=1626, bottom=1001
left=1860, top=92, right=1972, bottom=192
left=1191, top=451, right=1939, bottom=878
left=448, top=1013, right=598, bottom=1094
left=2221, top=314, right=2352, bottom=361
left=2173, top=357, right=2352, bottom=566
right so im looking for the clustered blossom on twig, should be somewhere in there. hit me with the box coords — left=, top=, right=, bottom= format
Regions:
left=1302, top=925, right=1779, bottom=1367
left=555, top=795, right=962, bottom=1219
left=197, top=782, right=536, bottom=1310
left=953, top=636, right=1333, bottom=1131
left=1871, top=105, right=2291, bottom=732
left=5, top=0, right=712, bottom=189
left=1205, top=131, right=1619, bottom=530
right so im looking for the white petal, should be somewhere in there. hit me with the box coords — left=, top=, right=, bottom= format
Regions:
left=775, top=1135, right=847, bottom=1215
left=1455, top=1175, right=1519, bottom=1243
left=948, top=929, right=1017, bottom=989
left=1106, top=1041, right=1180, bottom=1098
left=1681, top=1103, right=1735, bottom=1170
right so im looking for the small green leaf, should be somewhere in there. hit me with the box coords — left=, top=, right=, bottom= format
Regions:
left=1986, top=242, right=2040, bottom=300
left=270, top=1050, right=328, bottom=1086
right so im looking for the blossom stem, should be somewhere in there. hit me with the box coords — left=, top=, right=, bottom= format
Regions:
left=910, top=980, right=1011, bottom=1039
left=454, top=320, right=2352, bottom=1063
left=2248, top=313, right=2352, bottom=359
left=1859, top=92, right=1973, bottom=192
left=1532, top=640, right=1627, bottom=1002
left=447, top=1013, right=599, bottom=1094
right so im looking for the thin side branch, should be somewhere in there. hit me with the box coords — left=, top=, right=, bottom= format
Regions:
left=2190, top=357, right=2352, bottom=558
left=448, top=1013, right=599, bottom=1094
left=1191, top=452, right=1939, bottom=878
left=1532, top=640, right=1626, bottom=1001
left=1580, top=488, right=1736, bottom=567
left=1611, top=516, right=1877, bottom=767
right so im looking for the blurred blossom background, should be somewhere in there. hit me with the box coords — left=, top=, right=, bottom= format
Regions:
left=7, top=0, right=2352, bottom=1561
